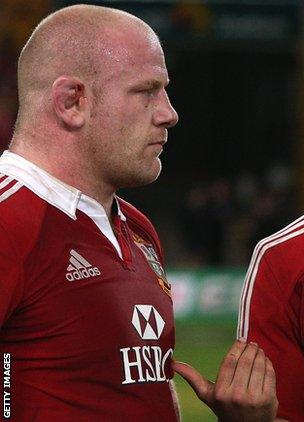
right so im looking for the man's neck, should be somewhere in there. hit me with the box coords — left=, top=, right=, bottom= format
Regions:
left=9, top=144, right=116, bottom=220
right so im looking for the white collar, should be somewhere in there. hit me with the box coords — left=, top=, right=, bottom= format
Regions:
left=0, top=150, right=126, bottom=221
left=0, top=151, right=126, bottom=258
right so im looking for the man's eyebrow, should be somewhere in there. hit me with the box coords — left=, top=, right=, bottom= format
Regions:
left=133, top=79, right=170, bottom=89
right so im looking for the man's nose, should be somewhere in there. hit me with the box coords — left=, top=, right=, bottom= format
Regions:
left=153, top=91, right=179, bottom=128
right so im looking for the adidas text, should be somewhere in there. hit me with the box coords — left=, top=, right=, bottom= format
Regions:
left=66, top=267, right=101, bottom=281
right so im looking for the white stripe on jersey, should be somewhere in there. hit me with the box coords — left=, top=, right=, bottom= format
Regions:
left=237, top=215, right=304, bottom=340
left=0, top=176, right=13, bottom=190
left=0, top=181, right=23, bottom=203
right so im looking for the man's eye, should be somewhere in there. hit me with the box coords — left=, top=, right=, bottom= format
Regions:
left=133, top=87, right=157, bottom=98
left=142, top=88, right=154, bottom=96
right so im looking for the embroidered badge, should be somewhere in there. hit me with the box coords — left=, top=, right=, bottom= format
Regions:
left=132, top=234, right=171, bottom=297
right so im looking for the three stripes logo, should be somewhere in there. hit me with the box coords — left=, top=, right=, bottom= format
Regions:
left=66, top=249, right=101, bottom=281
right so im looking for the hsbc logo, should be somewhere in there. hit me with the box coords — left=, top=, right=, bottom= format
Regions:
left=132, top=305, right=165, bottom=340
left=120, top=305, right=173, bottom=385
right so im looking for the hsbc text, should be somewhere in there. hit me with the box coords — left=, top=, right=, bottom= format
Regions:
left=120, top=346, right=173, bottom=385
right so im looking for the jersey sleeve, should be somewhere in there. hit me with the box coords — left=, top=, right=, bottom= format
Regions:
left=237, top=253, right=304, bottom=421
left=0, top=222, right=23, bottom=326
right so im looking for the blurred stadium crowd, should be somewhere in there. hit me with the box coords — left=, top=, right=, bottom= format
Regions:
left=178, top=168, right=296, bottom=267
left=0, top=0, right=301, bottom=268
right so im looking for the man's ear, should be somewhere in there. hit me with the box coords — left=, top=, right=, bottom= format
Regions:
left=52, top=76, right=89, bottom=129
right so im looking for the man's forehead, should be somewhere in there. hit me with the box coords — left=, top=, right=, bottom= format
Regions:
left=112, top=57, right=168, bottom=86
left=96, top=27, right=168, bottom=82
left=99, top=21, right=163, bottom=60
left=127, top=64, right=169, bottom=84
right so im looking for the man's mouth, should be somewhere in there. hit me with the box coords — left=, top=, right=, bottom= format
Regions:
left=148, top=139, right=167, bottom=147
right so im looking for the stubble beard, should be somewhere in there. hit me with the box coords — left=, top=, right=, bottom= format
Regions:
left=112, top=156, right=162, bottom=190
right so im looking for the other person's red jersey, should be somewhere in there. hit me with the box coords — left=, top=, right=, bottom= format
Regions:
left=238, top=217, right=304, bottom=421
left=0, top=151, right=176, bottom=421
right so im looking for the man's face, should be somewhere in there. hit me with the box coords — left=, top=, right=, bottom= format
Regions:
left=87, top=26, right=178, bottom=189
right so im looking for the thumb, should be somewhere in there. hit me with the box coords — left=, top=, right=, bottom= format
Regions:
left=172, top=360, right=214, bottom=406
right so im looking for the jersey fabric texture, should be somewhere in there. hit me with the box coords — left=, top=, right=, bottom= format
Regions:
left=238, top=217, right=304, bottom=421
left=0, top=151, right=176, bottom=421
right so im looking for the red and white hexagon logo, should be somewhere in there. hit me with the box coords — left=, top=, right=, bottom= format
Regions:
left=132, top=305, right=165, bottom=340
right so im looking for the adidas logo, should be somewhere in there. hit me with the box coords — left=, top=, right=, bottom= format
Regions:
left=66, top=249, right=101, bottom=281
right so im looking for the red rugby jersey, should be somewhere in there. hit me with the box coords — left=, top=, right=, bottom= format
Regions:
left=238, top=217, right=304, bottom=421
left=0, top=151, right=176, bottom=421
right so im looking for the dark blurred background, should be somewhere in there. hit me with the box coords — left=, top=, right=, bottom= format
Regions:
left=1, top=1, right=303, bottom=419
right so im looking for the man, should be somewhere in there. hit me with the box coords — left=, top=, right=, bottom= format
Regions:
left=238, top=215, right=304, bottom=420
left=0, top=4, right=278, bottom=421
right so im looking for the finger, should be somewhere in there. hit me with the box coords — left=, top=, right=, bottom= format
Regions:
left=247, top=348, right=266, bottom=393
left=231, top=342, right=259, bottom=389
left=215, top=338, right=248, bottom=387
left=172, top=361, right=214, bottom=405
left=263, top=357, right=277, bottom=396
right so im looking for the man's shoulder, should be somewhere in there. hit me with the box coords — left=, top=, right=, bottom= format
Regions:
left=253, top=215, right=304, bottom=281
left=0, top=178, right=47, bottom=256
left=117, top=196, right=163, bottom=257
left=256, top=215, right=304, bottom=257
left=117, top=196, right=159, bottom=237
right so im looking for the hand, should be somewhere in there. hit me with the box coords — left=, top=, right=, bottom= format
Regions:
left=172, top=339, right=278, bottom=421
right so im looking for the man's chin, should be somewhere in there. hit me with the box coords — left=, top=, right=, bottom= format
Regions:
left=139, top=160, right=162, bottom=186
left=118, top=161, right=162, bottom=189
